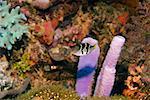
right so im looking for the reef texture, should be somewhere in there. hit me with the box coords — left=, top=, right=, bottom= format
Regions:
left=0, top=78, right=30, bottom=99
left=0, top=0, right=149, bottom=100
left=0, top=56, right=13, bottom=91
left=17, top=84, right=79, bottom=100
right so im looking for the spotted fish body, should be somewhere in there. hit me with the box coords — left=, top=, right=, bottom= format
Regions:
left=73, top=43, right=96, bottom=56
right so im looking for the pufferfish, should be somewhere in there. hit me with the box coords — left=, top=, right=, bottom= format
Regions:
left=73, top=43, right=96, bottom=56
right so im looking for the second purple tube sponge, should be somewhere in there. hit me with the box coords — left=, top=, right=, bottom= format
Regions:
left=94, top=36, right=125, bottom=96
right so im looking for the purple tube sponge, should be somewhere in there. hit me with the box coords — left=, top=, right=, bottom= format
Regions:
left=75, top=37, right=100, bottom=97
left=94, top=36, right=125, bottom=96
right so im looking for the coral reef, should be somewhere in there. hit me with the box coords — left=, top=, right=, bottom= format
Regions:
left=49, top=44, right=72, bottom=61
left=53, top=9, right=93, bottom=47
left=17, top=84, right=80, bottom=100
left=0, top=1, right=28, bottom=50
left=0, top=56, right=13, bottom=91
left=24, top=40, right=51, bottom=64
left=0, top=0, right=149, bottom=99
left=120, top=1, right=150, bottom=64
left=12, top=39, right=52, bottom=77
left=91, top=2, right=127, bottom=36
left=33, top=20, right=57, bottom=45
left=0, top=78, right=30, bottom=99
left=12, top=53, right=32, bottom=77
left=119, top=4, right=150, bottom=99
left=85, top=95, right=127, bottom=100
left=123, top=64, right=150, bottom=99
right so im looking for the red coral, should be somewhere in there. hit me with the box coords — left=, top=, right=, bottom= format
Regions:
left=42, top=21, right=54, bottom=45
left=51, top=18, right=59, bottom=29
left=117, top=12, right=129, bottom=25
left=34, top=19, right=59, bottom=45
left=34, top=25, right=43, bottom=33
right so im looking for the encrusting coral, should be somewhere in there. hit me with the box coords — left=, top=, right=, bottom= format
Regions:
left=17, top=84, right=80, bottom=100
left=120, top=1, right=150, bottom=65
left=0, top=56, right=13, bottom=91
left=123, top=64, right=150, bottom=99
left=91, top=2, right=127, bottom=36
left=53, top=9, right=93, bottom=47
left=0, top=78, right=30, bottom=99
left=17, top=83, right=129, bottom=100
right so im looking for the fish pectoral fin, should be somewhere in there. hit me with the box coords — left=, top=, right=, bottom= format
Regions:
left=91, top=44, right=97, bottom=49
left=72, top=51, right=82, bottom=56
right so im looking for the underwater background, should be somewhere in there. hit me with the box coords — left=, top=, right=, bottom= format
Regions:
left=0, top=0, right=149, bottom=100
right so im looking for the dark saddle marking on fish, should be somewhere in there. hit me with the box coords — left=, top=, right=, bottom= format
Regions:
left=79, top=43, right=95, bottom=55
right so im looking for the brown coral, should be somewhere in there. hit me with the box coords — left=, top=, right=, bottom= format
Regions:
left=123, top=64, right=149, bottom=99
left=53, top=9, right=93, bottom=47
left=33, top=19, right=59, bottom=45
left=25, top=40, right=51, bottom=64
